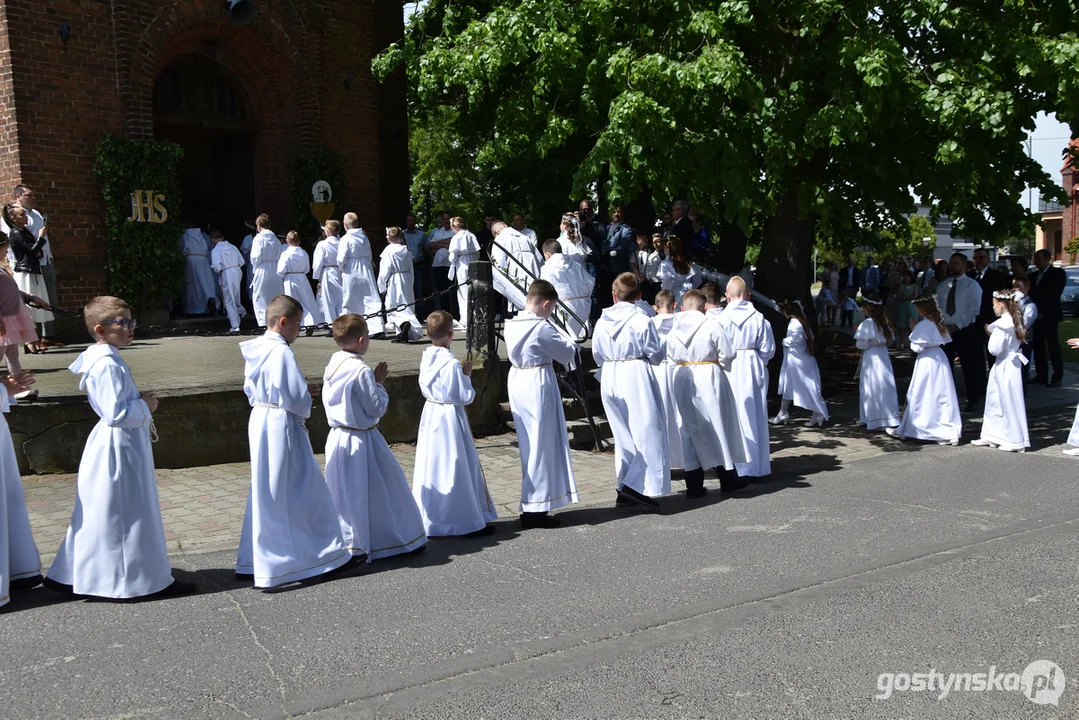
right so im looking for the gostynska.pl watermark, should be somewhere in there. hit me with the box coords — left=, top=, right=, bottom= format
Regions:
left=875, top=660, right=1065, bottom=705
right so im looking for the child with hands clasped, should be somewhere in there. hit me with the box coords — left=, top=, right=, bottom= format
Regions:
left=971, top=290, right=1029, bottom=452
left=46, top=296, right=195, bottom=601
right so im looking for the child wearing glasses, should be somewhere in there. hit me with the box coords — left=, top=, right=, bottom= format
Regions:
left=45, top=296, right=196, bottom=601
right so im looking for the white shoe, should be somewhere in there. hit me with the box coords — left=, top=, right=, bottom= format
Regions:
left=970, top=439, right=996, bottom=448
left=885, top=427, right=901, bottom=438
left=805, top=414, right=825, bottom=428
left=1063, top=448, right=1079, bottom=457
left=13, top=389, right=37, bottom=402
left=937, top=439, right=959, bottom=446
left=769, top=413, right=790, bottom=426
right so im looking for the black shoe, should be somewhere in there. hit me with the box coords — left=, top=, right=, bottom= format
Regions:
left=10, top=574, right=43, bottom=593
left=617, top=486, right=661, bottom=511
left=42, top=577, right=76, bottom=596
left=464, top=523, right=497, bottom=537
left=720, top=478, right=751, bottom=495
left=331, top=554, right=367, bottom=575
left=235, top=572, right=254, bottom=582
left=1031, top=375, right=1047, bottom=385
left=146, top=580, right=197, bottom=599
left=1049, top=377, right=1063, bottom=388
left=392, top=322, right=411, bottom=344
left=964, top=399, right=981, bottom=413
left=520, top=512, right=561, bottom=529
left=615, top=492, right=634, bottom=506
left=685, top=486, right=709, bottom=499
left=401, top=543, right=427, bottom=557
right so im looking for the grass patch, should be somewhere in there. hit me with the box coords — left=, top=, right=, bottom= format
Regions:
left=1059, top=318, right=1079, bottom=361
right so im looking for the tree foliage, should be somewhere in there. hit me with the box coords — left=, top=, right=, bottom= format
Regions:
left=375, top=0, right=1079, bottom=300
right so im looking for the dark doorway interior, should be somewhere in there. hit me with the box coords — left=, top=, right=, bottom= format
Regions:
left=152, top=53, right=259, bottom=243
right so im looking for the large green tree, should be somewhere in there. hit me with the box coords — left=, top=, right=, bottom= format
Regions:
left=375, top=0, right=1074, bottom=301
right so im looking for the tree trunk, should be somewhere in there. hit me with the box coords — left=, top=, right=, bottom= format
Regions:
left=713, top=219, right=749, bottom=275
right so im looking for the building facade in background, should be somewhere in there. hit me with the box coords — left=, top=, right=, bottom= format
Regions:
left=0, top=0, right=409, bottom=307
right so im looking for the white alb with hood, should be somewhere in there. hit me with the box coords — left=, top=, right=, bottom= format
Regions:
left=666, top=311, right=748, bottom=472
left=592, top=301, right=671, bottom=498
left=377, top=243, right=423, bottom=341
left=322, top=350, right=427, bottom=559
left=277, top=245, right=324, bottom=326
left=715, top=299, right=775, bottom=477
left=448, top=228, right=482, bottom=327
left=234, top=333, right=351, bottom=587
left=412, top=346, right=497, bottom=536
left=492, top=227, right=543, bottom=311
left=650, top=313, right=684, bottom=470
left=47, top=345, right=175, bottom=599
left=249, top=229, right=284, bottom=325
left=503, top=311, right=580, bottom=512
left=313, top=234, right=344, bottom=323
left=337, top=228, right=383, bottom=334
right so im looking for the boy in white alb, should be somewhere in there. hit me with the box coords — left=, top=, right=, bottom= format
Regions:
left=249, top=214, right=284, bottom=326
left=277, top=231, right=324, bottom=326
left=412, top=311, right=497, bottom=536
left=447, top=217, right=482, bottom=329
left=235, top=296, right=357, bottom=588
left=180, top=222, right=218, bottom=315
left=540, top=239, right=594, bottom=339
left=46, top=297, right=194, bottom=600
left=701, top=282, right=725, bottom=318
left=338, top=214, right=383, bottom=334
left=715, top=277, right=775, bottom=479
left=323, top=314, right=428, bottom=558
left=0, top=370, right=41, bottom=607
left=313, top=220, right=345, bottom=325
left=592, top=273, right=670, bottom=509
left=650, top=289, right=684, bottom=474
left=667, top=290, right=747, bottom=496
left=377, top=226, right=424, bottom=342
left=491, top=220, right=544, bottom=312
left=504, top=280, right=580, bottom=528
left=209, top=230, right=247, bottom=334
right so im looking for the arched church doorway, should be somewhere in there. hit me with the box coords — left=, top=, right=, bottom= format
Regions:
left=153, top=54, right=258, bottom=243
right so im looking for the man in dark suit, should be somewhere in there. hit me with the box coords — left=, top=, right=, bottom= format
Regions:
left=1029, top=249, right=1066, bottom=386
left=838, top=256, right=861, bottom=297
left=971, top=248, right=1012, bottom=368
left=598, top=205, right=637, bottom=310
left=671, top=199, right=693, bottom=248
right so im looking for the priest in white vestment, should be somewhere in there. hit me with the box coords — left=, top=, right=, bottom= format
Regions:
left=180, top=226, right=217, bottom=315
left=412, top=312, right=497, bottom=536
left=540, top=240, right=593, bottom=339
left=377, top=228, right=424, bottom=341
left=715, top=278, right=775, bottom=478
left=276, top=231, right=324, bottom=327
left=249, top=215, right=284, bottom=326
left=504, top=280, right=580, bottom=528
left=313, top=221, right=345, bottom=324
left=209, top=232, right=246, bottom=334
left=447, top=218, right=482, bottom=329
left=235, top=297, right=354, bottom=587
left=592, top=273, right=670, bottom=507
left=323, top=315, right=428, bottom=559
left=338, top=214, right=383, bottom=335
left=0, top=377, right=42, bottom=606
left=666, top=290, right=748, bottom=495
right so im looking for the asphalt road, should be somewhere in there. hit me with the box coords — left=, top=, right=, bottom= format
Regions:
left=1, top=441, right=1077, bottom=719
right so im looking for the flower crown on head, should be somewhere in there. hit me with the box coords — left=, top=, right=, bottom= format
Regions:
left=993, top=289, right=1017, bottom=301
left=912, top=294, right=939, bottom=307
left=863, top=297, right=883, bottom=306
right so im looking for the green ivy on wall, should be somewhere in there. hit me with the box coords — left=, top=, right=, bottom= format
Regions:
left=288, top=147, right=347, bottom=250
left=94, top=136, right=184, bottom=310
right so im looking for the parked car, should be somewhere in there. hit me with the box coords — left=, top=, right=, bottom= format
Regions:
left=1061, top=267, right=1079, bottom=317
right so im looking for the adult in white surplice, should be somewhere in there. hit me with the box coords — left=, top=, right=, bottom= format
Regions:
left=312, top=220, right=345, bottom=324
left=412, top=337, right=497, bottom=536
left=323, top=338, right=427, bottom=560
left=338, top=214, right=383, bottom=334
left=0, top=377, right=42, bottom=606
left=591, top=278, right=670, bottom=504
left=666, top=291, right=748, bottom=495
left=491, top=221, right=544, bottom=312
left=277, top=232, right=324, bottom=327
left=714, top=278, right=775, bottom=479
left=249, top=214, right=284, bottom=326
left=235, top=308, right=352, bottom=588
left=180, top=225, right=217, bottom=315
left=504, top=283, right=580, bottom=526
left=377, top=228, right=424, bottom=341
left=446, top=218, right=482, bottom=329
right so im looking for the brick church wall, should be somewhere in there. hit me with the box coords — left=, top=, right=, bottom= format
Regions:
left=0, top=0, right=408, bottom=308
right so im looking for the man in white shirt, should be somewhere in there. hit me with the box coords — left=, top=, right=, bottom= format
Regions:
left=426, top=212, right=456, bottom=314
left=0, top=185, right=59, bottom=344
left=511, top=213, right=538, bottom=248
left=935, top=252, right=985, bottom=411
left=402, top=214, right=428, bottom=313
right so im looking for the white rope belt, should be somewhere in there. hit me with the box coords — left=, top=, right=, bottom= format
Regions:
left=425, top=399, right=456, bottom=405
left=512, top=362, right=553, bottom=369
left=254, top=401, right=308, bottom=432
left=284, top=271, right=306, bottom=275
left=605, top=357, right=646, bottom=362
left=333, top=423, right=379, bottom=432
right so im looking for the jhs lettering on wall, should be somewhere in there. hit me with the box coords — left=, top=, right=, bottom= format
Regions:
left=127, top=190, right=168, bottom=223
